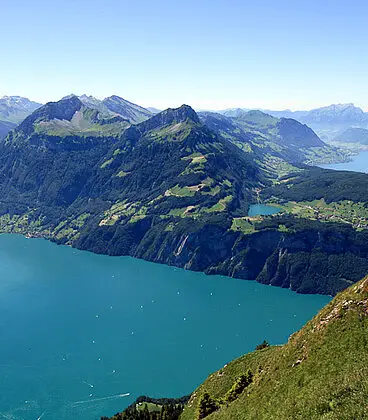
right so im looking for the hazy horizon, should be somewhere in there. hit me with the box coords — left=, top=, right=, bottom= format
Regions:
left=2, top=93, right=367, bottom=114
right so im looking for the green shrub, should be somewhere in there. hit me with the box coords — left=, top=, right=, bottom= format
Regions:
left=197, top=392, right=219, bottom=419
left=225, top=369, right=253, bottom=402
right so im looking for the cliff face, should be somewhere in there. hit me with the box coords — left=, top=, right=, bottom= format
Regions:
left=75, top=217, right=368, bottom=296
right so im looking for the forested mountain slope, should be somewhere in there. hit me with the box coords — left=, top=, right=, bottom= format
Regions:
left=0, top=120, right=16, bottom=139
left=199, top=110, right=348, bottom=170
left=0, top=98, right=367, bottom=295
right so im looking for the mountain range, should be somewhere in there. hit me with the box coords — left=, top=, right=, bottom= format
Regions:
left=2, top=95, right=368, bottom=147
left=0, top=96, right=366, bottom=296
left=0, top=94, right=154, bottom=140
left=1, top=94, right=364, bottom=419
left=333, top=127, right=368, bottom=146
left=200, top=109, right=347, bottom=166
left=71, top=94, right=153, bottom=123
left=0, top=95, right=42, bottom=124
left=221, top=103, right=368, bottom=144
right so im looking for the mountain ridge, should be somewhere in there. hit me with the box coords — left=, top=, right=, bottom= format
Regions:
left=0, top=99, right=367, bottom=296
left=61, top=94, right=153, bottom=124
left=199, top=109, right=347, bottom=167
left=0, top=95, right=42, bottom=124
left=220, top=103, right=368, bottom=143
left=0, top=120, right=16, bottom=140
left=5, top=96, right=131, bottom=149
left=333, top=127, right=368, bottom=145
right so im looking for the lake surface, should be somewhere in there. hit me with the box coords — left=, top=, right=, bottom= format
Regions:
left=319, top=150, right=368, bottom=173
left=248, top=203, right=281, bottom=217
left=0, top=234, right=330, bottom=420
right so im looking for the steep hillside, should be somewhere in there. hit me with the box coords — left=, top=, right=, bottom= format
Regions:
left=102, top=95, right=153, bottom=123
left=6, top=96, right=130, bottom=145
left=299, top=104, right=368, bottom=142
left=222, top=104, right=368, bottom=143
left=180, top=276, right=368, bottom=420
left=0, top=99, right=366, bottom=295
left=302, top=103, right=368, bottom=126
left=0, top=95, right=42, bottom=123
left=333, top=127, right=368, bottom=145
left=0, top=120, right=16, bottom=139
left=65, top=94, right=153, bottom=123
left=263, top=167, right=368, bottom=204
left=200, top=110, right=348, bottom=171
left=270, top=104, right=368, bottom=143
left=0, top=98, right=261, bottom=253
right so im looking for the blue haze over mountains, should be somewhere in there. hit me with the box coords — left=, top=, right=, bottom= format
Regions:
left=220, top=103, right=368, bottom=143
left=2, top=95, right=368, bottom=147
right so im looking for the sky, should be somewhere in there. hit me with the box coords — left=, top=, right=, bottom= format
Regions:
left=1, top=0, right=368, bottom=111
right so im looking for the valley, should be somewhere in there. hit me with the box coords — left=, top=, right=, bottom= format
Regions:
left=2, top=2, right=368, bottom=419
left=0, top=96, right=367, bottom=296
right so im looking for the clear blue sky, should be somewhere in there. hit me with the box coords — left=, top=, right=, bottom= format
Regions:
left=1, top=0, right=367, bottom=110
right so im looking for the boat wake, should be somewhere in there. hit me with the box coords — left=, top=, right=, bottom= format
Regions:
left=72, top=393, right=130, bottom=405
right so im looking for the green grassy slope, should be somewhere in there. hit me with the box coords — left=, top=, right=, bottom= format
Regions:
left=6, top=96, right=130, bottom=143
left=0, top=99, right=261, bottom=244
left=180, top=276, right=368, bottom=420
left=260, top=167, right=368, bottom=229
left=199, top=110, right=348, bottom=170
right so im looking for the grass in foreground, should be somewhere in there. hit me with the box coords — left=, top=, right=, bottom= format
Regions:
left=180, top=276, right=368, bottom=420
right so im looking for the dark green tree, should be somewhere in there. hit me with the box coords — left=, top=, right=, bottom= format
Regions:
left=197, top=392, right=219, bottom=419
left=225, top=369, right=253, bottom=402
left=255, top=340, right=270, bottom=350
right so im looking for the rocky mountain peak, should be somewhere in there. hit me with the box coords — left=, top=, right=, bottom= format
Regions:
left=137, top=104, right=200, bottom=132
left=16, top=96, right=83, bottom=136
left=161, top=104, right=200, bottom=123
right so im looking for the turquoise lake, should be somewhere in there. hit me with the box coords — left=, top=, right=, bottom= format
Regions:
left=248, top=204, right=281, bottom=217
left=0, top=234, right=330, bottom=420
left=319, top=150, right=368, bottom=173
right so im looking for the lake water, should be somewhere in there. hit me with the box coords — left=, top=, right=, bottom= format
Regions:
left=248, top=204, right=281, bottom=217
left=0, top=234, right=330, bottom=420
left=319, top=150, right=368, bottom=173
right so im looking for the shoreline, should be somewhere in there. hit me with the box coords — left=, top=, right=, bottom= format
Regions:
left=0, top=231, right=355, bottom=298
